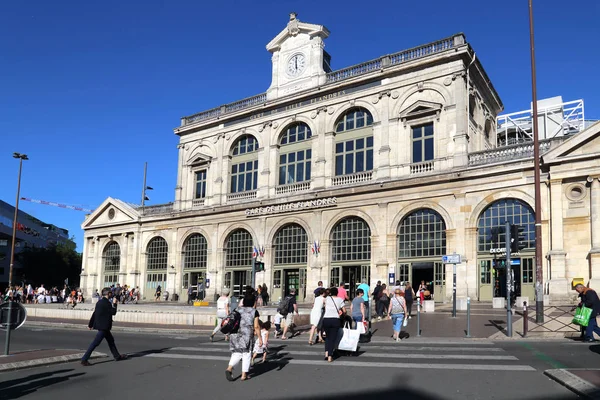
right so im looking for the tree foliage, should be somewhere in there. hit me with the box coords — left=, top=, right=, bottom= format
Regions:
left=15, top=238, right=82, bottom=288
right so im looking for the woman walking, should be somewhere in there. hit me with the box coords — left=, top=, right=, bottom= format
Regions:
left=260, top=283, right=269, bottom=306
left=322, top=287, right=346, bottom=362
left=226, top=294, right=262, bottom=381
left=211, top=289, right=231, bottom=342
left=308, top=288, right=326, bottom=345
left=388, top=289, right=408, bottom=342
left=404, top=282, right=415, bottom=318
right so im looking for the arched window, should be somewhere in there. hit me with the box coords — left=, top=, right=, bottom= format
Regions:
left=102, top=241, right=120, bottom=286
left=278, top=123, right=312, bottom=186
left=477, top=199, right=535, bottom=252
left=146, top=237, right=168, bottom=270
left=334, top=108, right=374, bottom=177
left=230, top=135, right=259, bottom=194
left=225, top=229, right=253, bottom=268
left=331, top=217, right=371, bottom=262
left=183, top=234, right=208, bottom=270
left=397, top=209, right=446, bottom=259
left=274, top=224, right=308, bottom=265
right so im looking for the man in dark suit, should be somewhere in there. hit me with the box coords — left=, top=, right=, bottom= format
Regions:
left=81, top=287, right=127, bottom=366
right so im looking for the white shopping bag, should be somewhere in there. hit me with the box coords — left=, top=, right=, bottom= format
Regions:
left=402, top=316, right=408, bottom=327
left=357, top=321, right=366, bottom=334
left=338, top=323, right=360, bottom=352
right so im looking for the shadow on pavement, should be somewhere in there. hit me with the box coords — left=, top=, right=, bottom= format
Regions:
left=0, top=369, right=85, bottom=399
left=126, top=347, right=171, bottom=359
left=589, top=344, right=600, bottom=355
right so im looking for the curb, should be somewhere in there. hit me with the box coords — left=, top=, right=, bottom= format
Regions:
left=0, top=351, right=106, bottom=372
left=25, top=321, right=214, bottom=335
left=545, top=369, right=600, bottom=399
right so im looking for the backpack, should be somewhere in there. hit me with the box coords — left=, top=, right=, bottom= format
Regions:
left=220, top=309, right=241, bottom=335
left=277, top=296, right=292, bottom=316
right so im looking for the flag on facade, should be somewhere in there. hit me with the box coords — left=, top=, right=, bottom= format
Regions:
left=311, top=240, right=320, bottom=255
left=259, top=246, right=265, bottom=257
left=252, top=246, right=258, bottom=258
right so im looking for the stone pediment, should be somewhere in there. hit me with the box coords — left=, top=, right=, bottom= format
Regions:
left=266, top=13, right=329, bottom=53
left=82, top=197, right=140, bottom=229
left=542, top=121, right=600, bottom=165
left=188, top=154, right=212, bottom=167
left=399, top=100, right=442, bottom=122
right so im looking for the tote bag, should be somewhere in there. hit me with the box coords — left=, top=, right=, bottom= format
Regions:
left=572, top=306, right=592, bottom=327
left=338, top=322, right=360, bottom=352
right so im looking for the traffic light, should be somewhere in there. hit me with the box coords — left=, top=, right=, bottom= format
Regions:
left=255, top=261, right=265, bottom=272
left=510, top=224, right=526, bottom=253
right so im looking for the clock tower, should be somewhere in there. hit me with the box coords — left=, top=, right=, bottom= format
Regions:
left=266, top=13, right=331, bottom=100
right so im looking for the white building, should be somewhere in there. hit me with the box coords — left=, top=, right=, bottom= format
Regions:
left=81, top=14, right=600, bottom=304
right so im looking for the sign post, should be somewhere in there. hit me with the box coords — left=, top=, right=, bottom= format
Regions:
left=505, top=221, right=513, bottom=337
left=251, top=256, right=256, bottom=291
left=1, top=301, right=27, bottom=355
left=442, top=253, right=461, bottom=318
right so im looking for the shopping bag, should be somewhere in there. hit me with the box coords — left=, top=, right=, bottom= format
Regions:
left=572, top=306, right=592, bottom=327
left=338, top=323, right=360, bottom=352
left=357, top=321, right=366, bottom=334
left=402, top=316, right=408, bottom=327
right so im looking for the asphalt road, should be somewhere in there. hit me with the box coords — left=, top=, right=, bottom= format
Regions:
left=1, top=325, right=598, bottom=400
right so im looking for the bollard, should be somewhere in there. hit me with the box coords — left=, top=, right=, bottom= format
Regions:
left=417, top=297, right=421, bottom=337
left=523, top=301, right=528, bottom=337
left=466, top=296, right=471, bottom=338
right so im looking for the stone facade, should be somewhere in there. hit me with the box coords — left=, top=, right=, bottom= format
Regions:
left=80, top=16, right=600, bottom=304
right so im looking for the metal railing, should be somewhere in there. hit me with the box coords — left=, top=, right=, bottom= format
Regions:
left=332, top=171, right=373, bottom=186
left=468, top=137, right=562, bottom=166
left=227, top=190, right=257, bottom=202
left=182, top=34, right=461, bottom=127
left=275, top=181, right=311, bottom=195
left=141, top=203, right=174, bottom=216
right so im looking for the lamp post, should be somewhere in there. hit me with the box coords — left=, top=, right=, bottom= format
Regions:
left=4, top=152, right=28, bottom=355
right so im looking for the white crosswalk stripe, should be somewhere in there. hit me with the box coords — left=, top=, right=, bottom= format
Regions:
left=141, top=341, right=537, bottom=372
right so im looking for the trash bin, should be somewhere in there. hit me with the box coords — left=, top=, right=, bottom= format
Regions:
left=172, top=293, right=179, bottom=302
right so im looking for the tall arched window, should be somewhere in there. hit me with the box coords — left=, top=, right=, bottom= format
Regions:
left=225, top=229, right=253, bottom=297
left=182, top=233, right=208, bottom=289
left=102, top=241, right=120, bottom=287
left=145, top=237, right=168, bottom=293
left=274, top=224, right=308, bottom=265
left=398, top=209, right=447, bottom=259
left=230, top=135, right=259, bottom=194
left=477, top=199, right=535, bottom=252
left=278, top=123, right=312, bottom=186
left=334, top=108, right=374, bottom=177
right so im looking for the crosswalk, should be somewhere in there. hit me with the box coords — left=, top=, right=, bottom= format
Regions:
left=143, top=338, right=536, bottom=372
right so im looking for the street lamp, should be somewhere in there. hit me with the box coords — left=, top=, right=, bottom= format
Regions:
left=4, top=152, right=28, bottom=355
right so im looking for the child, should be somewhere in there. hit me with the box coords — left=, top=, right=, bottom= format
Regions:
left=252, top=321, right=270, bottom=365
left=273, top=313, right=283, bottom=338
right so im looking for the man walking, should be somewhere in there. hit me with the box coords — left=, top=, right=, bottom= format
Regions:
left=575, top=284, right=600, bottom=342
left=357, top=280, right=371, bottom=331
left=81, top=288, right=127, bottom=366
left=281, top=288, right=299, bottom=340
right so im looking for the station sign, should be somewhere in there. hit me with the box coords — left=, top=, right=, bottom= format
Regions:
left=442, top=254, right=461, bottom=264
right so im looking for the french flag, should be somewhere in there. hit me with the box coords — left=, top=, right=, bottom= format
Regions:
left=252, top=246, right=259, bottom=258
left=311, top=240, right=320, bottom=255
left=259, top=246, right=265, bottom=257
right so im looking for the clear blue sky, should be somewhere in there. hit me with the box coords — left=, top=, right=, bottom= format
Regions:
left=1, top=0, right=598, bottom=251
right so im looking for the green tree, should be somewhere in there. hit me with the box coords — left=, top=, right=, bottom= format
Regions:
left=15, top=238, right=82, bottom=288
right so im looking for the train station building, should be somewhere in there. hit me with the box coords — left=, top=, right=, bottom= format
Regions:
left=80, top=14, right=600, bottom=304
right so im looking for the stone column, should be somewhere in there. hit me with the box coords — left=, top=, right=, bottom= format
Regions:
left=311, top=108, right=328, bottom=190
left=119, top=234, right=128, bottom=285
left=589, top=177, right=600, bottom=288
left=374, top=91, right=391, bottom=180
left=453, top=73, right=469, bottom=167
left=257, top=122, right=272, bottom=198
left=547, top=179, right=569, bottom=298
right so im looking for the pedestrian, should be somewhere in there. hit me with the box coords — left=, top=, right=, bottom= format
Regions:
left=337, top=282, right=348, bottom=301
left=357, top=281, right=370, bottom=326
left=187, top=285, right=194, bottom=305
left=211, top=288, right=231, bottom=342
left=81, top=288, right=127, bottom=366
left=350, top=288, right=366, bottom=330
left=273, top=312, right=283, bottom=338
left=313, top=281, right=324, bottom=297
left=322, top=287, right=346, bottom=363
left=575, top=284, right=600, bottom=342
left=388, top=288, right=408, bottom=342
left=308, top=288, right=326, bottom=345
left=225, top=294, right=262, bottom=381
left=155, top=285, right=162, bottom=301
left=404, top=282, right=415, bottom=319
left=260, top=283, right=269, bottom=306
left=372, top=281, right=382, bottom=318
left=198, top=280, right=206, bottom=301
left=281, top=288, right=298, bottom=340
left=256, top=286, right=264, bottom=307
left=252, top=320, right=270, bottom=365
left=377, top=283, right=390, bottom=319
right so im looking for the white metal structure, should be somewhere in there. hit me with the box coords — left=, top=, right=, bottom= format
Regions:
left=496, top=97, right=585, bottom=146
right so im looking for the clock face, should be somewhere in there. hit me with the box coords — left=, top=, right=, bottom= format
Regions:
left=286, top=53, right=306, bottom=77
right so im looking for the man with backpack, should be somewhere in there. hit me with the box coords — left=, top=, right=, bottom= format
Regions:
left=279, top=288, right=298, bottom=340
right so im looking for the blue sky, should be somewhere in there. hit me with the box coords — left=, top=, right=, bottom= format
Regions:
left=1, top=0, right=598, bottom=251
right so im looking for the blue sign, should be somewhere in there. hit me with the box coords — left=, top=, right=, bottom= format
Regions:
left=442, top=254, right=461, bottom=264
left=388, top=273, right=395, bottom=284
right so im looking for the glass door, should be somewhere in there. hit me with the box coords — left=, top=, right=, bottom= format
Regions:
left=233, top=270, right=249, bottom=298
left=433, top=262, right=445, bottom=302
left=520, top=257, right=535, bottom=300
left=479, top=259, right=493, bottom=301
left=284, top=269, right=299, bottom=297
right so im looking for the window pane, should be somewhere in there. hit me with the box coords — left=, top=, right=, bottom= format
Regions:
left=232, top=164, right=237, bottom=174
left=356, top=115, right=365, bottom=128
left=366, top=113, right=373, bottom=125
left=412, top=127, right=422, bottom=139
left=345, top=140, right=354, bottom=152
left=336, top=142, right=343, bottom=153
left=424, top=123, right=434, bottom=137
left=297, top=151, right=304, bottom=161
left=306, top=160, right=311, bottom=179
left=306, top=149, right=312, bottom=159
left=288, top=152, right=295, bottom=163
left=296, top=165, right=304, bottom=182
left=280, top=154, right=286, bottom=164
left=366, top=136, right=373, bottom=148
left=346, top=113, right=354, bottom=130
left=231, top=177, right=236, bottom=193
left=356, top=151, right=364, bottom=172
left=413, top=141, right=422, bottom=163
left=425, top=138, right=434, bottom=160
left=336, top=121, right=344, bottom=132
left=345, top=153, right=354, bottom=174
left=287, top=165, right=295, bottom=183
left=356, top=138, right=364, bottom=149
left=238, top=175, right=244, bottom=191
left=279, top=166, right=286, bottom=185
left=335, top=155, right=343, bottom=176
left=298, top=128, right=305, bottom=142
left=253, top=171, right=258, bottom=189
left=366, top=149, right=373, bottom=170
left=239, top=163, right=245, bottom=173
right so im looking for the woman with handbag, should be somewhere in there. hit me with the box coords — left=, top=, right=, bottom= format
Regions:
left=308, top=288, right=326, bottom=345
left=322, top=287, right=346, bottom=363
left=387, top=289, right=408, bottom=342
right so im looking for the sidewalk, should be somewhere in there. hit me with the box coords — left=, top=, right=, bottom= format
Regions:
left=0, top=349, right=106, bottom=372
left=545, top=369, right=600, bottom=399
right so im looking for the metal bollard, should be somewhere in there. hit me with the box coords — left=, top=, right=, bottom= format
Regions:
left=417, top=297, right=421, bottom=337
left=466, top=297, right=471, bottom=338
left=523, top=301, right=528, bottom=337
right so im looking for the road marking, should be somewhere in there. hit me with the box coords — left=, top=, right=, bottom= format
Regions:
left=144, top=353, right=535, bottom=371
left=518, top=342, right=567, bottom=369
left=169, top=347, right=517, bottom=361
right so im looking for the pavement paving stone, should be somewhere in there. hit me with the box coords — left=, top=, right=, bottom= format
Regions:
left=0, top=349, right=106, bottom=372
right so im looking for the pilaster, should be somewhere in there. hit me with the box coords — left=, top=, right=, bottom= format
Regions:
left=374, top=91, right=391, bottom=179
left=311, top=107, right=328, bottom=189
left=589, top=177, right=600, bottom=288
left=453, top=72, right=469, bottom=167
left=547, top=179, right=569, bottom=298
